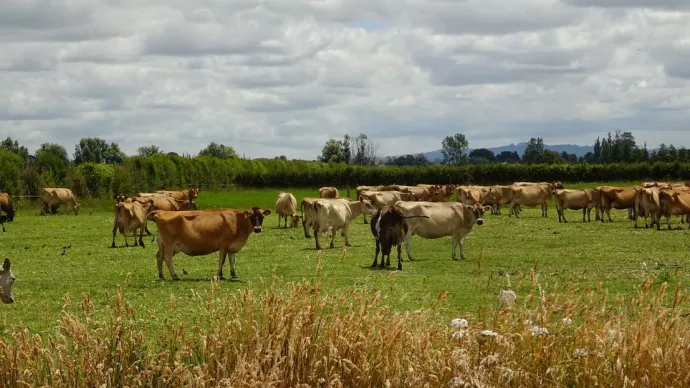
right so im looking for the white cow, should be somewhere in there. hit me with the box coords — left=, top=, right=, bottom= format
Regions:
left=275, top=192, right=299, bottom=228
left=393, top=201, right=490, bottom=261
left=312, top=197, right=375, bottom=250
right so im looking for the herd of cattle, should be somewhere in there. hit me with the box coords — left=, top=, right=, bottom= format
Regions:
left=0, top=180, right=689, bottom=304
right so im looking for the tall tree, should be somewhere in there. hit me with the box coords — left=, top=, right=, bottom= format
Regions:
left=440, top=133, right=469, bottom=165
left=35, top=143, right=70, bottom=166
left=73, top=137, right=126, bottom=164
left=318, top=139, right=347, bottom=163
left=495, top=151, right=520, bottom=163
left=0, top=137, right=29, bottom=163
left=522, top=137, right=544, bottom=164
left=468, top=148, right=495, bottom=162
left=198, top=142, right=238, bottom=159
left=350, top=133, right=379, bottom=166
left=138, top=145, right=163, bottom=158
left=342, top=134, right=351, bottom=164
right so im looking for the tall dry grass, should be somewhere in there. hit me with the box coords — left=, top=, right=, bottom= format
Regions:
left=0, top=272, right=689, bottom=387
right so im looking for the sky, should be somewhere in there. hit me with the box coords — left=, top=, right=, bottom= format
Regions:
left=2, top=0, right=690, bottom=160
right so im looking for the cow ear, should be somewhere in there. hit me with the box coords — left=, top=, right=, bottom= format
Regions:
left=358, top=196, right=363, bottom=202
left=243, top=211, right=250, bottom=218
left=2, top=258, right=9, bottom=271
left=262, top=209, right=272, bottom=216
left=483, top=205, right=492, bottom=212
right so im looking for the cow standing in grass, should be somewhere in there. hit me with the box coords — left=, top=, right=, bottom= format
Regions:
left=151, top=206, right=271, bottom=280
left=312, top=197, right=375, bottom=250
left=370, top=206, right=429, bottom=270
left=275, top=192, right=300, bottom=228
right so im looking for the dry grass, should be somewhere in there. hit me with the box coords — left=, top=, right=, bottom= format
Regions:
left=1, top=271, right=689, bottom=387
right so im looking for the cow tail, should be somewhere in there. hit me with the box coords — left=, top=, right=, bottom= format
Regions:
left=403, top=215, right=430, bottom=219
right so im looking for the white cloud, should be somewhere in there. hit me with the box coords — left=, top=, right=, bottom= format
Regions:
left=1, top=0, right=690, bottom=160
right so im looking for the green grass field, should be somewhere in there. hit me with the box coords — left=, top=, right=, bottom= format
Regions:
left=1, top=181, right=687, bottom=337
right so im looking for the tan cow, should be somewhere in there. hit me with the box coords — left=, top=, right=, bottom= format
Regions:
left=275, top=192, right=300, bottom=228
left=151, top=206, right=271, bottom=280
left=456, top=186, right=491, bottom=206
left=359, top=191, right=419, bottom=210
left=319, top=187, right=340, bottom=199
left=642, top=181, right=690, bottom=189
left=482, top=185, right=516, bottom=215
left=41, top=188, right=80, bottom=215
left=156, top=187, right=200, bottom=201
left=634, top=187, right=662, bottom=229
left=356, top=185, right=401, bottom=223
left=300, top=197, right=342, bottom=238
left=0, top=258, right=15, bottom=304
left=399, top=185, right=452, bottom=202
left=112, top=200, right=154, bottom=248
left=134, top=196, right=198, bottom=212
left=554, top=189, right=600, bottom=223
left=392, top=201, right=490, bottom=261
left=0, top=193, right=15, bottom=222
left=658, top=189, right=690, bottom=230
left=509, top=183, right=559, bottom=218
left=312, top=197, right=375, bottom=250
left=598, top=186, right=639, bottom=222
left=137, top=192, right=172, bottom=198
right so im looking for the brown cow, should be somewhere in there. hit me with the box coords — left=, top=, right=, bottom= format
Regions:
left=151, top=206, right=272, bottom=280
left=634, top=187, right=662, bottom=229
left=456, top=186, right=491, bottom=206
left=359, top=190, right=419, bottom=210
left=399, top=185, right=452, bottom=202
left=598, top=186, right=639, bottom=222
left=0, top=193, right=15, bottom=223
left=41, top=188, right=80, bottom=215
left=112, top=200, right=154, bottom=248
left=554, top=189, right=600, bottom=223
left=658, top=189, right=690, bottom=230
left=356, top=185, right=402, bottom=223
left=483, top=185, right=516, bottom=215
left=319, top=187, right=340, bottom=199
left=156, top=187, right=200, bottom=201
left=134, top=196, right=197, bottom=212
left=509, top=183, right=559, bottom=218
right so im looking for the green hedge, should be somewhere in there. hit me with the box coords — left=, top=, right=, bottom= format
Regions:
left=1, top=153, right=690, bottom=199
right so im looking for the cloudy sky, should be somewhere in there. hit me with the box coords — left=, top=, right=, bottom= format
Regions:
left=2, top=0, right=690, bottom=160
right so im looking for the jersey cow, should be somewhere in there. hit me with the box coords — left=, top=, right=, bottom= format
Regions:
left=275, top=192, right=300, bottom=228
left=392, top=201, right=490, bottom=261
left=659, top=189, right=690, bottom=230
left=0, top=193, right=15, bottom=223
left=112, top=200, right=154, bottom=248
left=312, top=197, right=375, bottom=250
left=41, top=188, right=80, bottom=216
left=509, top=183, right=559, bottom=218
left=370, top=206, right=429, bottom=270
left=319, top=187, right=340, bottom=199
left=598, top=186, right=639, bottom=223
left=554, top=189, right=600, bottom=223
left=300, top=197, right=341, bottom=238
left=151, top=206, right=271, bottom=280
left=156, top=187, right=200, bottom=201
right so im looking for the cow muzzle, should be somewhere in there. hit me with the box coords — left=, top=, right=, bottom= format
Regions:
left=476, top=218, right=484, bottom=225
left=253, top=227, right=262, bottom=233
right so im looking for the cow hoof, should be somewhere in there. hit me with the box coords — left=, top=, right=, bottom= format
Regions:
left=218, top=275, right=226, bottom=280
left=172, top=276, right=180, bottom=281
left=111, top=242, right=115, bottom=248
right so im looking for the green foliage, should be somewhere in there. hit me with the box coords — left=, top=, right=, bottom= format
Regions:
left=75, top=163, right=115, bottom=198
left=198, top=142, right=239, bottom=159
left=137, top=145, right=163, bottom=158
left=0, top=149, right=24, bottom=194
left=73, top=137, right=126, bottom=164
left=441, top=133, right=469, bottom=165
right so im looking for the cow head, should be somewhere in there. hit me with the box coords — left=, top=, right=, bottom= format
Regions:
left=470, top=204, right=492, bottom=226
left=357, top=196, right=376, bottom=214
left=244, top=206, right=272, bottom=233
left=4, top=206, right=14, bottom=222
left=290, top=214, right=302, bottom=228
left=114, top=194, right=128, bottom=203
left=73, top=203, right=80, bottom=216
left=0, top=258, right=15, bottom=304
left=551, top=181, right=564, bottom=190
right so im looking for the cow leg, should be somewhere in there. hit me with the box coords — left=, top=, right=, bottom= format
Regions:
left=111, top=221, right=118, bottom=248
left=396, top=244, right=403, bottom=271
left=329, top=228, right=337, bottom=248
left=403, top=233, right=414, bottom=261
left=163, top=246, right=179, bottom=280
left=138, top=227, right=145, bottom=248
left=303, top=218, right=312, bottom=239
left=218, top=249, right=228, bottom=280
left=229, top=253, right=237, bottom=279
left=371, top=239, right=381, bottom=267
left=363, top=212, right=369, bottom=224
left=343, top=224, right=352, bottom=247
left=314, top=224, right=322, bottom=250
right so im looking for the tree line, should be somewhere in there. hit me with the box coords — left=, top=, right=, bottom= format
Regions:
left=317, top=130, right=687, bottom=166
left=2, top=133, right=690, bottom=200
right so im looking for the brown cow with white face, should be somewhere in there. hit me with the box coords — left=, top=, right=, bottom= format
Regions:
left=151, top=206, right=271, bottom=280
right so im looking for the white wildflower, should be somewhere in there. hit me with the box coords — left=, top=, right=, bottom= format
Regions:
left=531, top=326, right=549, bottom=337
left=498, top=290, right=517, bottom=305
left=573, top=348, right=588, bottom=358
left=448, top=377, right=467, bottom=388
left=481, top=329, right=498, bottom=337
left=452, top=331, right=466, bottom=340
left=451, top=318, right=469, bottom=329
left=562, top=317, right=573, bottom=326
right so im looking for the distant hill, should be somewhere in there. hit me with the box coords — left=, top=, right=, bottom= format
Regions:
left=399, top=142, right=594, bottom=163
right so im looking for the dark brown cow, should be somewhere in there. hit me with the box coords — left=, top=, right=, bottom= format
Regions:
left=370, top=206, right=429, bottom=270
left=151, top=206, right=271, bottom=280
left=0, top=193, right=15, bottom=223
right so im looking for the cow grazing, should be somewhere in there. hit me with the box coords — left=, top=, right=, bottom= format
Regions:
left=554, top=189, right=600, bottom=223
left=312, top=197, right=375, bottom=250
left=112, top=200, right=154, bottom=248
left=635, top=187, right=662, bottom=229
left=275, top=192, right=300, bottom=228
left=598, top=186, right=639, bottom=222
left=151, top=206, right=271, bottom=280
left=156, top=187, right=201, bottom=201
left=393, top=201, right=490, bottom=261
left=370, top=207, right=429, bottom=270
left=509, top=183, right=559, bottom=218
left=319, top=187, right=340, bottom=199
left=398, top=185, right=451, bottom=202
left=41, top=188, right=80, bottom=215
left=658, top=189, right=690, bottom=230
left=300, top=197, right=341, bottom=238
left=0, top=193, right=15, bottom=223
left=0, top=258, right=15, bottom=304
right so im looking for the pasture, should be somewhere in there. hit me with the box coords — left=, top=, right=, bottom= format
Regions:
left=0, top=181, right=687, bottom=338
